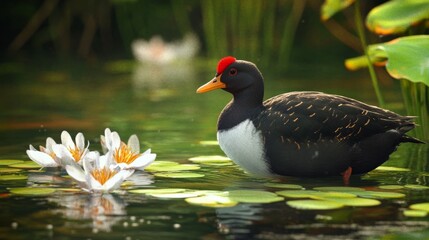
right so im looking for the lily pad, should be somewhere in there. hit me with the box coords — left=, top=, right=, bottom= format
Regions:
left=10, top=187, right=56, bottom=195
left=198, top=141, right=219, bottom=146
left=309, top=191, right=358, bottom=199
left=403, top=209, right=428, bottom=217
left=264, top=183, right=304, bottom=189
left=276, top=190, right=320, bottom=198
left=410, top=202, right=429, bottom=212
left=185, top=195, right=238, bottom=208
left=149, top=192, right=202, bottom=199
left=228, top=190, right=284, bottom=203
left=146, top=164, right=200, bottom=172
left=0, top=160, right=24, bottom=166
left=9, top=161, right=41, bottom=169
left=321, top=197, right=381, bottom=207
left=188, top=155, right=231, bottom=163
left=321, top=0, right=355, bottom=21
left=379, top=185, right=404, bottom=190
left=287, top=199, right=344, bottom=210
left=313, top=186, right=365, bottom=192
left=154, top=172, right=205, bottom=178
left=0, top=175, right=28, bottom=181
left=0, top=168, right=22, bottom=173
left=405, top=184, right=429, bottom=190
left=357, top=191, right=405, bottom=199
left=129, top=188, right=188, bottom=194
left=375, top=166, right=410, bottom=172
left=366, top=0, right=429, bottom=35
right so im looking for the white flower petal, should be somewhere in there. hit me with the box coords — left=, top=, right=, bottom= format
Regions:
left=103, top=169, right=134, bottom=191
left=29, top=144, right=37, bottom=151
left=65, top=164, right=87, bottom=182
left=75, top=132, right=85, bottom=151
left=52, top=144, right=75, bottom=166
left=88, top=174, right=103, bottom=191
left=61, top=131, right=75, bottom=149
left=130, top=153, right=156, bottom=170
left=127, top=135, right=140, bottom=154
left=26, top=150, right=59, bottom=167
left=46, top=137, right=56, bottom=151
left=82, top=155, right=94, bottom=174
left=111, top=132, right=121, bottom=150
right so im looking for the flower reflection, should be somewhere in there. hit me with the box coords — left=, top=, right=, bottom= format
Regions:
left=51, top=193, right=126, bottom=232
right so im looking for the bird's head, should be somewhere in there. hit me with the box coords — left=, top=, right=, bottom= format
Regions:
left=196, top=56, right=263, bottom=94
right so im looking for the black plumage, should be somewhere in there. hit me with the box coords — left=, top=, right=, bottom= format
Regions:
left=197, top=57, right=423, bottom=179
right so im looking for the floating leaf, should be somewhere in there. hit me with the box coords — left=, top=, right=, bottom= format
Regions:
left=198, top=140, right=219, bottom=146
left=410, top=202, right=429, bottom=212
left=264, top=183, right=303, bottom=189
left=379, top=185, right=404, bottom=190
left=146, top=164, right=200, bottom=172
left=403, top=209, right=428, bottom=217
left=228, top=190, right=284, bottom=203
left=0, top=160, right=24, bottom=166
left=129, top=188, right=188, bottom=194
left=0, top=168, right=22, bottom=173
left=321, top=0, right=355, bottom=21
left=0, top=174, right=28, bottom=181
left=185, top=195, right=238, bottom=208
left=9, top=161, right=41, bottom=169
left=10, top=187, right=56, bottom=195
left=309, top=191, right=357, bottom=199
left=276, top=190, right=320, bottom=198
left=405, top=184, right=429, bottom=190
left=375, top=166, right=410, bottom=172
left=366, top=0, right=429, bottom=35
left=149, top=192, right=202, bottom=199
left=357, top=191, right=405, bottom=199
left=321, top=197, right=381, bottom=207
left=287, top=199, right=344, bottom=210
left=188, top=155, right=231, bottom=163
left=154, top=172, right=205, bottom=178
left=313, top=186, right=365, bottom=192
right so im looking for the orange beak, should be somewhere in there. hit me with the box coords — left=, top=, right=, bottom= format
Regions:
left=196, top=74, right=226, bottom=93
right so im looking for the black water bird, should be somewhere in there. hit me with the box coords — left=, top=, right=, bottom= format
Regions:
left=196, top=56, right=423, bottom=182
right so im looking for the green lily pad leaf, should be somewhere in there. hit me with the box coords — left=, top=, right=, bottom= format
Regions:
left=146, top=161, right=179, bottom=167
left=228, top=190, right=284, bottom=203
left=10, top=187, right=56, bottom=195
left=409, top=202, right=429, bottom=211
left=357, top=191, right=405, bottom=199
left=146, top=164, right=200, bottom=172
left=9, top=161, right=41, bottom=169
left=129, top=188, right=188, bottom=194
left=321, top=0, right=355, bottom=21
left=0, top=168, right=22, bottom=173
left=149, top=192, right=202, bottom=199
left=366, top=0, right=429, bottom=35
left=154, top=172, right=205, bottom=178
left=322, top=197, right=381, bottom=207
left=0, top=160, right=24, bottom=166
left=403, top=209, right=428, bottom=217
left=379, top=185, right=404, bottom=190
left=313, top=186, right=365, bottom=192
left=188, top=155, right=231, bottom=163
left=375, top=166, right=411, bottom=172
left=264, top=183, right=304, bottom=189
left=186, top=195, right=238, bottom=208
left=276, top=190, right=320, bottom=198
left=198, top=140, right=219, bottom=146
left=0, top=174, right=28, bottom=181
left=405, top=184, right=429, bottom=190
left=201, top=162, right=233, bottom=166
left=309, top=191, right=357, bottom=199
left=287, top=199, right=344, bottom=210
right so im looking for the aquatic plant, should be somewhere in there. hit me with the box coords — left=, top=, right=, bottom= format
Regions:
left=321, top=0, right=429, bottom=140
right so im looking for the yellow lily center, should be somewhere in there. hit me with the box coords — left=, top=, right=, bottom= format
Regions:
left=91, top=168, right=118, bottom=185
left=68, top=147, right=83, bottom=162
left=114, top=143, right=140, bottom=165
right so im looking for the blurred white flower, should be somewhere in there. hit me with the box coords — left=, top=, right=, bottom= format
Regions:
left=26, top=137, right=61, bottom=167
left=101, top=128, right=156, bottom=170
left=65, top=153, right=134, bottom=193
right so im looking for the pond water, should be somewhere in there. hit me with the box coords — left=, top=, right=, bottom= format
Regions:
left=0, top=59, right=428, bottom=240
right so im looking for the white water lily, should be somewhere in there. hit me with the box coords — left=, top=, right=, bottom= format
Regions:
left=53, top=131, right=91, bottom=165
left=26, top=137, right=60, bottom=167
left=65, top=153, right=134, bottom=193
left=101, top=128, right=156, bottom=170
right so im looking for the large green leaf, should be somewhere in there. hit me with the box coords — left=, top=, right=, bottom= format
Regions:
left=346, top=35, right=429, bottom=85
left=366, top=0, right=429, bottom=35
left=321, top=0, right=355, bottom=21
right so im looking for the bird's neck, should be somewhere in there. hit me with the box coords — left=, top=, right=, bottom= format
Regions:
left=218, top=86, right=264, bottom=131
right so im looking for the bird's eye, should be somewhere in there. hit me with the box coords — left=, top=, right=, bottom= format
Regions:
left=229, top=68, right=238, bottom=76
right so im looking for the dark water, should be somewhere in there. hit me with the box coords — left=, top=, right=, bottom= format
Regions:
left=0, top=59, right=428, bottom=240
